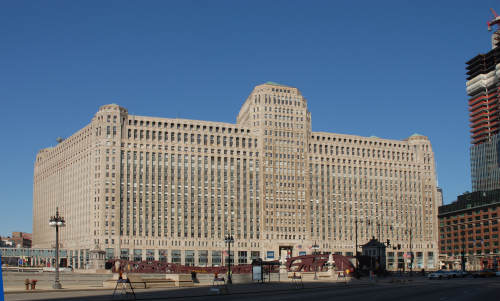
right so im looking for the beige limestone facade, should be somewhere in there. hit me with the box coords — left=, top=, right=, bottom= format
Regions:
left=33, top=82, right=439, bottom=270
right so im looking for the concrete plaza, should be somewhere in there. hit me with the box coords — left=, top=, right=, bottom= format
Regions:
left=4, top=276, right=500, bottom=301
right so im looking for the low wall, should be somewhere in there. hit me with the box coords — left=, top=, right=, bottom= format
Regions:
left=3, top=271, right=346, bottom=287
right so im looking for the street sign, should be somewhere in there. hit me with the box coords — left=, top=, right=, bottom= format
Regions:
left=18, top=259, right=23, bottom=266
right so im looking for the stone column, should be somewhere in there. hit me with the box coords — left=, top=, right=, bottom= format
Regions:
left=327, top=254, right=335, bottom=277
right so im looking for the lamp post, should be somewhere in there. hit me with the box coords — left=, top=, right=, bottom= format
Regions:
left=461, top=230, right=466, bottom=272
left=49, top=207, right=66, bottom=289
left=405, top=221, right=413, bottom=277
left=368, top=220, right=392, bottom=272
left=224, top=235, right=234, bottom=284
left=311, top=241, right=319, bottom=280
left=355, top=218, right=360, bottom=279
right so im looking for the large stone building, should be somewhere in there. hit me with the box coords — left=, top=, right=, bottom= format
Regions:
left=33, top=82, right=439, bottom=269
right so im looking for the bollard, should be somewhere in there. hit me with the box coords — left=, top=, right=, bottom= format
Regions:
left=25, top=279, right=30, bottom=290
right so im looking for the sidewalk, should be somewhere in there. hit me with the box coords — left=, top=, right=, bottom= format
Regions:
left=3, top=277, right=404, bottom=295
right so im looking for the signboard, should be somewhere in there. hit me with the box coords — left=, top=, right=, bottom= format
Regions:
left=18, top=259, right=23, bottom=266
left=252, top=266, right=262, bottom=281
left=267, top=251, right=274, bottom=259
left=299, top=252, right=306, bottom=256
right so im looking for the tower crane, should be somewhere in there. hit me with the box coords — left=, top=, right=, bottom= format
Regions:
left=488, top=8, right=500, bottom=31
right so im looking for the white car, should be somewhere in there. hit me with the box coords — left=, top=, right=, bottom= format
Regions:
left=428, top=270, right=451, bottom=279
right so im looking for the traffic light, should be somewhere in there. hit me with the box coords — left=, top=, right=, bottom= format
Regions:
left=387, top=239, right=390, bottom=247
left=397, top=244, right=401, bottom=250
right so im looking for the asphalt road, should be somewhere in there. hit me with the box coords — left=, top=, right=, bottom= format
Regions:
left=4, top=277, right=500, bottom=301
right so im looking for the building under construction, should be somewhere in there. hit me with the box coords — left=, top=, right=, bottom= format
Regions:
left=466, top=13, right=500, bottom=191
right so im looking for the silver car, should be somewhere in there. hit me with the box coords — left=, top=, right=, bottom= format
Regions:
left=428, top=270, right=451, bottom=279
left=451, top=270, right=467, bottom=278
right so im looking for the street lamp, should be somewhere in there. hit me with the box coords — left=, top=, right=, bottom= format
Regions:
left=367, top=219, right=392, bottom=272
left=224, top=235, right=234, bottom=284
left=311, top=241, right=320, bottom=280
left=405, top=221, right=413, bottom=277
left=49, top=207, right=66, bottom=289
left=461, top=230, right=466, bottom=272
left=354, top=218, right=369, bottom=279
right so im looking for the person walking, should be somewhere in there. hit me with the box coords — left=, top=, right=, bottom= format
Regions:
left=191, top=270, right=197, bottom=283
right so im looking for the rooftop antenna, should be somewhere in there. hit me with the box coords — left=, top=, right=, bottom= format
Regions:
left=177, top=111, right=180, bottom=119
left=55, top=137, right=65, bottom=144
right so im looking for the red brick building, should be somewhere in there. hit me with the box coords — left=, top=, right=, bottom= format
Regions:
left=0, top=231, right=32, bottom=248
left=438, top=190, right=500, bottom=271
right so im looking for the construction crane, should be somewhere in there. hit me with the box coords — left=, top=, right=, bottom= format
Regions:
left=488, top=8, right=500, bottom=31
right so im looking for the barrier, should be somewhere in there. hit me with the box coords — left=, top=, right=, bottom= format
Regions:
left=111, top=279, right=136, bottom=299
left=336, top=272, right=347, bottom=285
left=289, top=275, right=304, bottom=289
left=208, top=277, right=229, bottom=295
left=370, top=271, right=379, bottom=283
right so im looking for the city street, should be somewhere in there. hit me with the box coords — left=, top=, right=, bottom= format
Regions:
left=4, top=277, right=500, bottom=301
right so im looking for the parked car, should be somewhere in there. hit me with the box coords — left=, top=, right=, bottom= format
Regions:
left=447, top=270, right=458, bottom=278
left=429, top=270, right=451, bottom=279
left=495, top=271, right=500, bottom=276
left=472, top=269, right=496, bottom=278
left=451, top=270, right=467, bottom=278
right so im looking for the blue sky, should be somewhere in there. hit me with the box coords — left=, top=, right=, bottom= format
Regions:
left=0, top=0, right=496, bottom=236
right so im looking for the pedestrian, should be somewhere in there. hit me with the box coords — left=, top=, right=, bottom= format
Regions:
left=191, top=270, right=197, bottom=283
left=421, top=268, right=425, bottom=277
left=25, top=279, right=30, bottom=290
left=118, top=270, right=123, bottom=280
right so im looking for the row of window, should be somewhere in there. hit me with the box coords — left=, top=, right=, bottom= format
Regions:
left=125, top=120, right=252, bottom=135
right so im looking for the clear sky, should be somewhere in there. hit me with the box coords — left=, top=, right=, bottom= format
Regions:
left=0, top=0, right=496, bottom=237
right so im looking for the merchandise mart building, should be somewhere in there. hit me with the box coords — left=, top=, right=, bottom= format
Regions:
left=33, top=82, right=439, bottom=269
